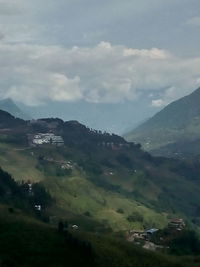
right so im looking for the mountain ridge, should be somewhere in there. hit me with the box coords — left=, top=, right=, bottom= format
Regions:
left=125, top=87, right=200, bottom=156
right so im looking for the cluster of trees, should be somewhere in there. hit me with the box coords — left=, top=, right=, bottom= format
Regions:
left=116, top=153, right=133, bottom=169
left=169, top=230, right=200, bottom=255
left=0, top=167, right=53, bottom=216
left=127, top=211, right=144, bottom=223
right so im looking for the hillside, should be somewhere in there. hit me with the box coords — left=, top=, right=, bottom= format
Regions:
left=0, top=166, right=199, bottom=266
left=1, top=204, right=199, bottom=267
left=1, top=110, right=200, bottom=233
left=125, top=87, right=200, bottom=157
left=151, top=139, right=200, bottom=159
left=1, top=111, right=200, bottom=265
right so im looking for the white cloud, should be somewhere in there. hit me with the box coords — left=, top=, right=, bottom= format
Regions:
left=186, top=16, right=200, bottom=27
left=151, top=99, right=164, bottom=107
left=0, top=42, right=200, bottom=106
left=151, top=86, right=178, bottom=107
left=123, top=48, right=170, bottom=59
left=48, top=74, right=81, bottom=102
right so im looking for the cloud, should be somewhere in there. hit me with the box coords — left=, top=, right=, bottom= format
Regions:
left=0, top=32, right=4, bottom=40
left=123, top=48, right=170, bottom=59
left=0, top=0, right=25, bottom=15
left=151, top=99, right=164, bottom=107
left=0, top=24, right=41, bottom=43
left=151, top=86, right=178, bottom=107
left=186, top=16, right=200, bottom=27
left=0, top=42, right=200, bottom=106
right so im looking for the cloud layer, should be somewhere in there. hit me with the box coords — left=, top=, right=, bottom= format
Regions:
left=186, top=16, right=200, bottom=27
left=0, top=41, right=200, bottom=106
left=0, top=0, right=25, bottom=15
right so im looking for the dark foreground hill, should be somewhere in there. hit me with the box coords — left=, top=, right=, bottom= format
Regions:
left=125, top=87, right=200, bottom=158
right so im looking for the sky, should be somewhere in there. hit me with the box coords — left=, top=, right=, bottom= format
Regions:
left=0, top=0, right=200, bottom=132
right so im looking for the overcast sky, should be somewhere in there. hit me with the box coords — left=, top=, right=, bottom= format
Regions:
left=0, top=0, right=200, bottom=109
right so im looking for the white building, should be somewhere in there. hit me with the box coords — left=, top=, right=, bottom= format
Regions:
left=32, top=133, right=64, bottom=146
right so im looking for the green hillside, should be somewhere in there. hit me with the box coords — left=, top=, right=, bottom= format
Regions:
left=1, top=111, right=200, bottom=265
left=151, top=139, right=200, bottom=159
left=1, top=204, right=200, bottom=267
left=125, top=87, right=200, bottom=157
left=0, top=110, right=200, bottom=233
left=0, top=142, right=168, bottom=232
left=0, top=166, right=197, bottom=267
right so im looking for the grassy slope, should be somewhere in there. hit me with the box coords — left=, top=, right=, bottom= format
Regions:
left=1, top=141, right=200, bottom=232
left=0, top=143, right=45, bottom=182
left=0, top=204, right=199, bottom=267
left=0, top=142, right=168, bottom=232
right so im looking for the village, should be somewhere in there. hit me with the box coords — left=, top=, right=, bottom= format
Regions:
left=126, top=218, right=186, bottom=251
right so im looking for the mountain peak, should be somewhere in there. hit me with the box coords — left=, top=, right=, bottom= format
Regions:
left=0, top=98, right=17, bottom=107
left=125, top=87, right=200, bottom=155
left=0, top=98, right=31, bottom=120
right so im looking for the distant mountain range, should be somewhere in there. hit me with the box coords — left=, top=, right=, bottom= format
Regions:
left=0, top=98, right=31, bottom=120
left=20, top=99, right=158, bottom=135
left=125, top=87, right=200, bottom=158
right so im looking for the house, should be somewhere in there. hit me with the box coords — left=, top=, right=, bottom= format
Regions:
left=127, top=230, right=147, bottom=242
left=168, top=218, right=185, bottom=230
left=71, top=225, right=79, bottom=230
left=32, top=133, right=64, bottom=146
left=51, top=135, right=64, bottom=146
left=28, top=183, right=33, bottom=195
left=146, top=229, right=159, bottom=235
left=35, top=205, right=42, bottom=211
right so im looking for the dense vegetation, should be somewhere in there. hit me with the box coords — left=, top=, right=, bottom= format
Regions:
left=0, top=167, right=53, bottom=218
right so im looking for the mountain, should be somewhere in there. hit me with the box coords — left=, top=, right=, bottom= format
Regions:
left=21, top=99, right=157, bottom=134
left=0, top=109, right=25, bottom=127
left=1, top=111, right=200, bottom=233
left=1, top=111, right=200, bottom=265
left=125, top=87, right=200, bottom=157
left=0, top=98, right=31, bottom=120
